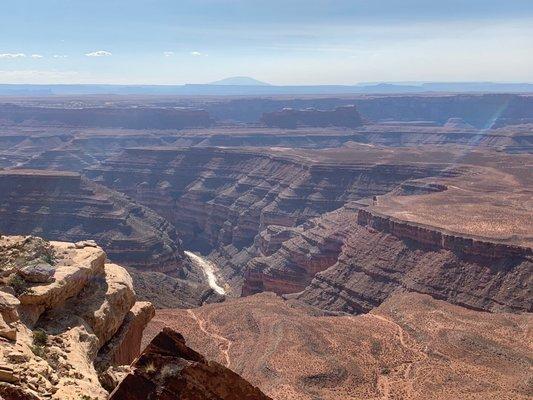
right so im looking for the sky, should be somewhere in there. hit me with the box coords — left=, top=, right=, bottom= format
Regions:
left=0, top=0, right=532, bottom=85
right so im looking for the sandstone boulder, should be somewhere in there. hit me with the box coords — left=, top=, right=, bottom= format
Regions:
left=97, top=301, right=155, bottom=366
left=18, top=243, right=106, bottom=325
left=72, top=263, right=136, bottom=347
left=18, top=262, right=55, bottom=283
left=0, top=314, right=17, bottom=340
left=0, top=291, right=20, bottom=324
left=109, top=328, right=271, bottom=400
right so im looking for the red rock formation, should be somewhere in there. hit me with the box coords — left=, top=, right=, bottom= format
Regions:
left=86, top=147, right=447, bottom=286
left=356, top=207, right=531, bottom=259
left=109, top=327, right=271, bottom=400
left=97, top=301, right=155, bottom=366
left=0, top=170, right=186, bottom=273
left=242, top=204, right=532, bottom=313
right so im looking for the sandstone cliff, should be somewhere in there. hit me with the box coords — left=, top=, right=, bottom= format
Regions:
left=0, top=235, right=155, bottom=399
left=0, top=170, right=185, bottom=273
left=243, top=203, right=532, bottom=313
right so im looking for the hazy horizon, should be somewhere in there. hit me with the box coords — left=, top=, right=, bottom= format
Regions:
left=1, top=0, right=533, bottom=85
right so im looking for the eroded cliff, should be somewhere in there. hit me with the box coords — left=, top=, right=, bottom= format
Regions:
left=86, top=147, right=449, bottom=284
left=0, top=170, right=185, bottom=273
left=0, top=235, right=155, bottom=399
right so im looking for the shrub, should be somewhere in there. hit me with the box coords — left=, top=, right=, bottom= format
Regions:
left=30, top=344, right=45, bottom=358
left=42, top=252, right=55, bottom=266
left=8, top=275, right=28, bottom=296
left=33, top=328, right=48, bottom=347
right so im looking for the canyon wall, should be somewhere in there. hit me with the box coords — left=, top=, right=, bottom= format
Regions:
left=261, top=105, right=364, bottom=128
left=85, top=147, right=447, bottom=261
left=0, top=104, right=213, bottom=129
left=243, top=204, right=532, bottom=313
left=0, top=170, right=185, bottom=273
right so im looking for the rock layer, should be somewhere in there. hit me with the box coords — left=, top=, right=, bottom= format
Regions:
left=0, top=170, right=186, bottom=273
left=243, top=204, right=532, bottom=313
left=0, top=104, right=214, bottom=129
left=0, top=235, right=154, bottom=399
left=86, top=147, right=448, bottom=284
left=261, top=105, right=364, bottom=128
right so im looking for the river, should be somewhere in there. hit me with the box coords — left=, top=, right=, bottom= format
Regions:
left=184, top=251, right=226, bottom=295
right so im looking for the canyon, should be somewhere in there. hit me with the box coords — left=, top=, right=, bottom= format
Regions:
left=0, top=94, right=531, bottom=399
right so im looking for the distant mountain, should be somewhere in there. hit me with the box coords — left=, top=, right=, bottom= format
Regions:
left=209, top=76, right=271, bottom=86
left=1, top=82, right=532, bottom=96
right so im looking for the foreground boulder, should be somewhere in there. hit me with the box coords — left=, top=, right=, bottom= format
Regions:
left=0, top=235, right=154, bottom=399
left=109, top=327, right=271, bottom=400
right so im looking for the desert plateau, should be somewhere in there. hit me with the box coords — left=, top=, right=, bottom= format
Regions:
left=1, top=1, right=532, bottom=398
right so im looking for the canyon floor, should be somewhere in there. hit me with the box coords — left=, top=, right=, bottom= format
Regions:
left=144, top=292, right=532, bottom=400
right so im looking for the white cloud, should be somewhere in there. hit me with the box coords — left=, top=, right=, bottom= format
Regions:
left=53, top=55, right=68, bottom=58
left=85, top=50, right=112, bottom=57
left=0, top=53, right=26, bottom=59
left=163, top=51, right=174, bottom=57
left=190, top=51, right=207, bottom=57
left=30, top=54, right=44, bottom=59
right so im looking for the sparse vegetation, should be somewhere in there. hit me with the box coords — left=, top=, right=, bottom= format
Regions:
left=144, top=362, right=156, bottom=373
left=33, top=328, right=48, bottom=346
left=8, top=274, right=31, bottom=296
left=42, top=252, right=56, bottom=266
left=30, top=344, right=46, bottom=358
left=370, top=340, right=382, bottom=356
left=31, top=329, right=48, bottom=358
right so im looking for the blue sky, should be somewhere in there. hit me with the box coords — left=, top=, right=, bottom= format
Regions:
left=1, top=0, right=532, bottom=84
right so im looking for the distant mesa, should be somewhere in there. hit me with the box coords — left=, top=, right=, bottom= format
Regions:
left=209, top=76, right=271, bottom=86
left=261, top=105, right=364, bottom=129
left=444, top=117, right=475, bottom=129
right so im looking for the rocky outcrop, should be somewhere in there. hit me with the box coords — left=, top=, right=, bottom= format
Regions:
left=356, top=207, right=531, bottom=260
left=0, top=104, right=214, bottom=129
left=242, top=204, right=532, bottom=313
left=0, top=235, right=154, bottom=399
left=109, top=327, right=271, bottom=400
left=261, top=105, right=364, bottom=128
left=97, top=301, right=155, bottom=366
left=0, top=170, right=186, bottom=273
